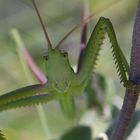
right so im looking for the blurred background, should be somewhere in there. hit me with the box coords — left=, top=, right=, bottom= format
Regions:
left=0, top=0, right=139, bottom=140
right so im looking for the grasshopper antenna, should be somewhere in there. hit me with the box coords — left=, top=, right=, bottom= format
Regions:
left=31, top=0, right=52, bottom=48
left=55, top=0, right=122, bottom=49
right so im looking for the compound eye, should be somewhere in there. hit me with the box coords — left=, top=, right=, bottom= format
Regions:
left=62, top=52, right=68, bottom=58
left=43, top=55, right=48, bottom=60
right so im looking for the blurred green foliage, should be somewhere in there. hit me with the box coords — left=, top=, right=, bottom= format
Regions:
left=0, top=0, right=139, bottom=140
left=61, top=126, right=92, bottom=140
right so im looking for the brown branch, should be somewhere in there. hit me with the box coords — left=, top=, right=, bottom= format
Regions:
left=110, top=1, right=140, bottom=140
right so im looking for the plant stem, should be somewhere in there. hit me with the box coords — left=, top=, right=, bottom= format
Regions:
left=11, top=29, right=50, bottom=140
left=36, top=105, right=51, bottom=140
left=110, top=1, right=140, bottom=140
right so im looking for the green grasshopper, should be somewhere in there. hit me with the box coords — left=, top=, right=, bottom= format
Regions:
left=0, top=0, right=138, bottom=120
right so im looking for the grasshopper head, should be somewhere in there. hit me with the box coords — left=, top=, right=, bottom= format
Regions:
left=44, top=47, right=75, bottom=93
left=31, top=0, right=75, bottom=93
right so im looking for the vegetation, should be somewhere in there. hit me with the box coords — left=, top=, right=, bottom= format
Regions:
left=0, top=0, right=140, bottom=140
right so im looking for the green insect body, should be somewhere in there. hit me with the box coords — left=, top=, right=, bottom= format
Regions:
left=45, top=47, right=76, bottom=93
left=0, top=18, right=127, bottom=111
left=0, top=0, right=139, bottom=118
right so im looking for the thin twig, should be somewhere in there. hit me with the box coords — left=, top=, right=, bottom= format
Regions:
left=110, top=1, right=140, bottom=140
left=11, top=28, right=50, bottom=140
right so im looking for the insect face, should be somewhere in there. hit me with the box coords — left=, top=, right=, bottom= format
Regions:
left=45, top=48, right=75, bottom=93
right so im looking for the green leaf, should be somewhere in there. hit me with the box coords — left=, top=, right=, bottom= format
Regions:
left=85, top=73, right=114, bottom=113
left=61, top=126, right=92, bottom=140
left=0, top=130, right=6, bottom=140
